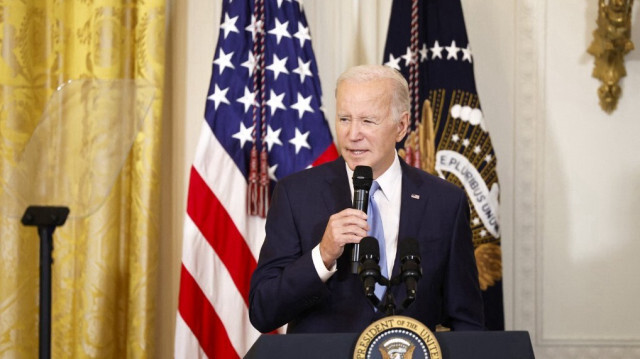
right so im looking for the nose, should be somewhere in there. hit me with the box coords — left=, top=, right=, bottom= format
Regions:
left=346, top=120, right=363, bottom=141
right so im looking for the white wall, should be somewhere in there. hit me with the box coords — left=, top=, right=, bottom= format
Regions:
left=540, top=0, right=640, bottom=348
left=510, top=1, right=640, bottom=357
left=164, top=1, right=640, bottom=357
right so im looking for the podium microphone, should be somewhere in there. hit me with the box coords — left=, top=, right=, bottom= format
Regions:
left=399, top=237, right=422, bottom=308
left=358, top=236, right=381, bottom=300
left=350, top=165, right=373, bottom=274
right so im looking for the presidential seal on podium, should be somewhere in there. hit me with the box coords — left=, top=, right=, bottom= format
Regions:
left=353, top=316, right=441, bottom=359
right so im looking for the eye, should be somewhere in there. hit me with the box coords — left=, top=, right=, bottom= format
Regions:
left=338, top=117, right=351, bottom=123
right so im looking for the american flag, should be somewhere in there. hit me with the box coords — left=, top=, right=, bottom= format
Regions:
left=175, top=0, right=337, bottom=357
left=383, top=0, right=504, bottom=330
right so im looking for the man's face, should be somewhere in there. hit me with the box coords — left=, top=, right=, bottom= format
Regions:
left=335, top=78, right=408, bottom=179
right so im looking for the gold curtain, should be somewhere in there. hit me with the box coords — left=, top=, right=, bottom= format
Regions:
left=0, top=0, right=166, bottom=357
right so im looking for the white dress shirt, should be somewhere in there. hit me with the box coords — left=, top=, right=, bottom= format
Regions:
left=312, top=154, right=403, bottom=281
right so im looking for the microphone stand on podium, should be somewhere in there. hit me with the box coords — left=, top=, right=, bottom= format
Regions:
left=0, top=79, right=155, bottom=359
left=359, top=236, right=422, bottom=316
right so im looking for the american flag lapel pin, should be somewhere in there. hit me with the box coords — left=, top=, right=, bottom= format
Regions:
left=411, top=194, right=420, bottom=199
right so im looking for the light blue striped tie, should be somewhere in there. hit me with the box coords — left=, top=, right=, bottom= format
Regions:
left=368, top=181, right=387, bottom=300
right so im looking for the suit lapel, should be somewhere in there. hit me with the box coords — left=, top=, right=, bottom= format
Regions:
left=392, top=160, right=431, bottom=279
left=321, top=157, right=351, bottom=213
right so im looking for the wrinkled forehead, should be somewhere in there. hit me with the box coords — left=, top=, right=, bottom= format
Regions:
left=336, top=79, right=393, bottom=115
left=336, top=77, right=393, bottom=95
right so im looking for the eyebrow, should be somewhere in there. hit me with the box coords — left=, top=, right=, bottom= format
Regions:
left=336, top=114, right=380, bottom=120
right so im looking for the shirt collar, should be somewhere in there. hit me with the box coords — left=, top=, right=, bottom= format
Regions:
left=345, top=153, right=402, bottom=201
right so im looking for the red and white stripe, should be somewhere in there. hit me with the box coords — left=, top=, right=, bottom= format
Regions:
left=175, top=123, right=264, bottom=358
left=175, top=122, right=337, bottom=358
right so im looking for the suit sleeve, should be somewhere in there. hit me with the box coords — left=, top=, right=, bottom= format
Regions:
left=248, top=180, right=330, bottom=333
left=445, top=189, right=486, bottom=330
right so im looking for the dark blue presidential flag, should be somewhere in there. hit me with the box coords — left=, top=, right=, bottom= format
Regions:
left=383, top=0, right=504, bottom=330
left=176, top=0, right=337, bottom=357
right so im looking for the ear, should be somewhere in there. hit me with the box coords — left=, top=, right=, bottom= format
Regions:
left=395, top=111, right=410, bottom=142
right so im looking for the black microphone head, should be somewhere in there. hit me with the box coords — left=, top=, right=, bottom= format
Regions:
left=358, top=236, right=379, bottom=262
left=399, top=237, right=420, bottom=263
left=352, top=166, right=373, bottom=190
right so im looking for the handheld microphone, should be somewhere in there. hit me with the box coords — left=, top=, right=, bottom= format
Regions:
left=358, top=236, right=381, bottom=300
left=399, top=237, right=422, bottom=308
left=350, top=166, right=373, bottom=274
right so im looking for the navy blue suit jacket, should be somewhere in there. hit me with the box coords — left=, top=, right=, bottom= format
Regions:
left=249, top=157, right=484, bottom=333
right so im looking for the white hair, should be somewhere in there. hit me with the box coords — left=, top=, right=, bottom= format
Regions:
left=336, top=64, right=410, bottom=121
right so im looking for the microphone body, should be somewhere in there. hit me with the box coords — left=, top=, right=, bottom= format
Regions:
left=350, top=166, right=373, bottom=274
left=352, top=189, right=369, bottom=214
left=358, top=236, right=381, bottom=300
left=398, top=237, right=422, bottom=308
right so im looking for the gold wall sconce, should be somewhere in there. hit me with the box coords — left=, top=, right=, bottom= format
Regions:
left=587, top=0, right=635, bottom=113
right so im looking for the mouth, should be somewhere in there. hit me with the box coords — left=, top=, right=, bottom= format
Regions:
left=347, top=149, right=368, bottom=156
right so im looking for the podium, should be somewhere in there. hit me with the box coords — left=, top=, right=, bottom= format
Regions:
left=245, top=331, right=535, bottom=359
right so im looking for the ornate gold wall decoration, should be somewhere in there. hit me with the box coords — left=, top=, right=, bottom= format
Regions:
left=588, top=0, right=635, bottom=113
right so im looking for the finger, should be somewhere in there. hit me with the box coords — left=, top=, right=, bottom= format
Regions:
left=340, top=224, right=368, bottom=238
left=336, top=208, right=368, bottom=219
left=337, top=233, right=366, bottom=245
left=333, top=214, right=369, bottom=228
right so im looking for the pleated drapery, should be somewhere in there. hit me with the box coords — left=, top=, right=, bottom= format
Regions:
left=0, top=1, right=166, bottom=357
